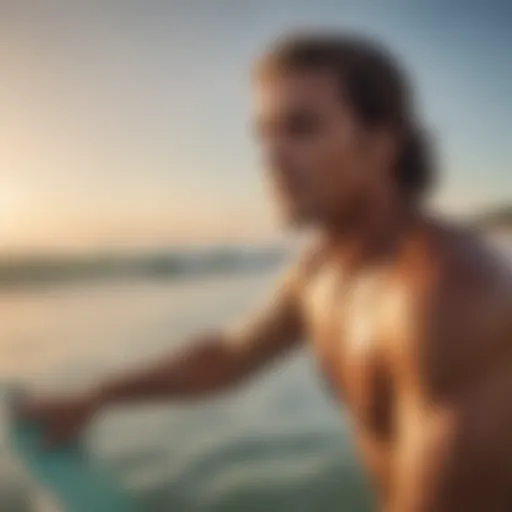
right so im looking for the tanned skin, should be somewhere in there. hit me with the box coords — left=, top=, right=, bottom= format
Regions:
left=24, top=53, right=512, bottom=511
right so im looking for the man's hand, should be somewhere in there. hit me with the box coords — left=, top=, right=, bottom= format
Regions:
left=20, top=391, right=102, bottom=448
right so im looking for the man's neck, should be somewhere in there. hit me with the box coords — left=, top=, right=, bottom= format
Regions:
left=322, top=192, right=420, bottom=272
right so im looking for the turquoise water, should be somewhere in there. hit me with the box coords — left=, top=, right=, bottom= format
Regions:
left=1, top=236, right=510, bottom=511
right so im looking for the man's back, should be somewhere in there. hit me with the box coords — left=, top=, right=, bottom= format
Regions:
left=297, top=220, right=512, bottom=511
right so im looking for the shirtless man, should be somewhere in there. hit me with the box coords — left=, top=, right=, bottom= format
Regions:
left=24, top=33, right=512, bottom=511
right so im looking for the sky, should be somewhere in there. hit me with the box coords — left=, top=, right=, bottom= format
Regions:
left=0, top=0, right=510, bottom=252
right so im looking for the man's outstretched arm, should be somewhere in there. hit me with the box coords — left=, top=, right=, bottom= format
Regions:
left=23, top=262, right=305, bottom=445
left=96, top=266, right=304, bottom=403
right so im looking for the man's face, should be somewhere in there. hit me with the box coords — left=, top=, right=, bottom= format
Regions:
left=253, top=69, right=386, bottom=228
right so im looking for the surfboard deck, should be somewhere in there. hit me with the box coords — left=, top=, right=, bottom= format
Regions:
left=4, top=389, right=138, bottom=512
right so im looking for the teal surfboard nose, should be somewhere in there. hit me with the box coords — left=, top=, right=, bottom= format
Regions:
left=5, top=389, right=138, bottom=512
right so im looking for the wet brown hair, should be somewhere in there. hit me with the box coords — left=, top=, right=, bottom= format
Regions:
left=256, top=31, right=434, bottom=200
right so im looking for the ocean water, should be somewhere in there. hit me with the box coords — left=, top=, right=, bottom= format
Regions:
left=1, top=237, right=510, bottom=512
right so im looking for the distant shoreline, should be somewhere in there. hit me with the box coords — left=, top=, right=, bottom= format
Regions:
left=0, top=246, right=290, bottom=290
left=475, top=205, right=512, bottom=232
left=0, top=226, right=509, bottom=290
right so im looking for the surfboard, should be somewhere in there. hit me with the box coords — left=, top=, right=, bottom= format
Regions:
left=3, top=388, right=138, bottom=512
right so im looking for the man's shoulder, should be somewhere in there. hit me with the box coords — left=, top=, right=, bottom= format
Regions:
left=397, top=221, right=512, bottom=398
left=400, top=220, right=512, bottom=358
left=400, top=219, right=511, bottom=303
